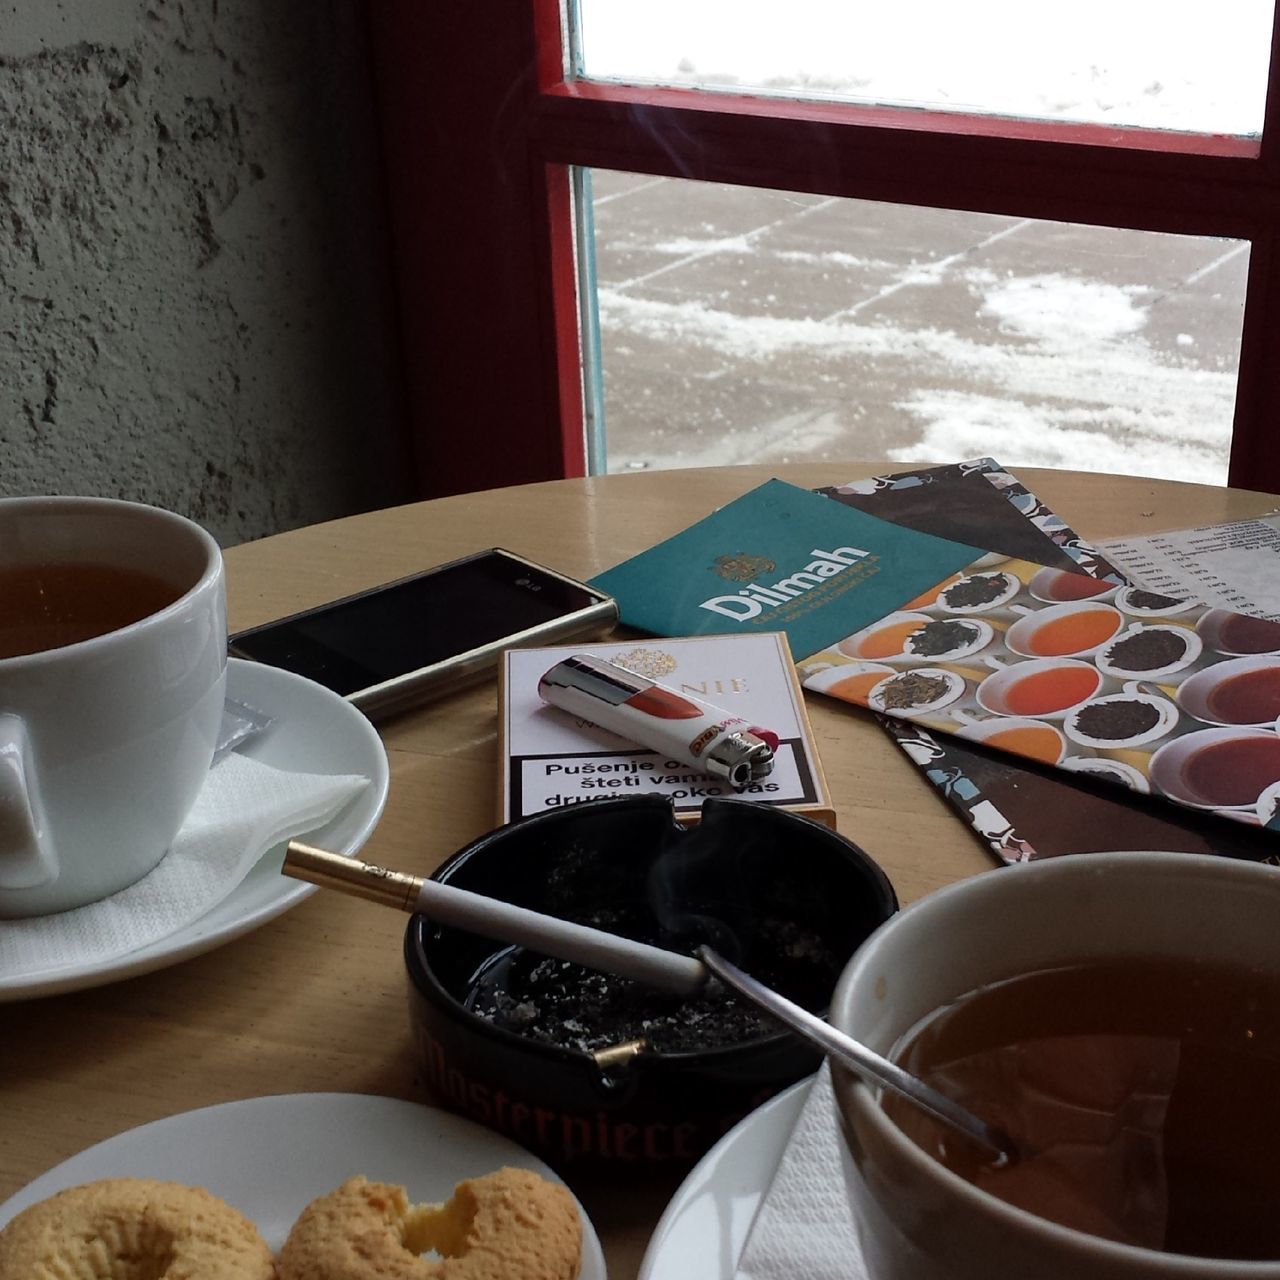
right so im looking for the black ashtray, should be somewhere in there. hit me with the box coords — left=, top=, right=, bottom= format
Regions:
left=404, top=795, right=896, bottom=1172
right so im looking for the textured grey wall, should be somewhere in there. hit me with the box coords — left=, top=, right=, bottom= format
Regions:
left=1, top=0, right=412, bottom=546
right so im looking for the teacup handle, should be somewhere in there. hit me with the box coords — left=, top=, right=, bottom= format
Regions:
left=0, top=714, right=58, bottom=889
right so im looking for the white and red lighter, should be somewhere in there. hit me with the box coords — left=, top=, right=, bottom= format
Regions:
left=537, top=654, right=778, bottom=789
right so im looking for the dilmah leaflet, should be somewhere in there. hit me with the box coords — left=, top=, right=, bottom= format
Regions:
left=589, top=477, right=986, bottom=658
left=796, top=555, right=1280, bottom=832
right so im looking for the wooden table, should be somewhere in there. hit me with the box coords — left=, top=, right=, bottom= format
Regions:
left=3, top=463, right=1276, bottom=1277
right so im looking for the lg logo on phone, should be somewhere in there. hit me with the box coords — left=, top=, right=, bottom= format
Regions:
left=515, top=577, right=542, bottom=591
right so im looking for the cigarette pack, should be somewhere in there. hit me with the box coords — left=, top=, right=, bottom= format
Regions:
left=499, top=631, right=834, bottom=827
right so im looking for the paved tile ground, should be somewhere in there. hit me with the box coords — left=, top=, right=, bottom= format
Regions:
left=589, top=171, right=1249, bottom=484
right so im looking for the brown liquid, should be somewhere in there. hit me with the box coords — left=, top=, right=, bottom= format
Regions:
left=0, top=561, right=182, bottom=659
left=1000, top=665, right=1100, bottom=716
left=1206, top=667, right=1280, bottom=725
left=887, top=959, right=1280, bottom=1259
left=1180, top=735, right=1280, bottom=807
left=1218, top=613, right=1280, bottom=655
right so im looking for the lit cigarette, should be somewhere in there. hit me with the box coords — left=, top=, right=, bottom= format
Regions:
left=538, top=654, right=778, bottom=789
left=283, top=841, right=710, bottom=997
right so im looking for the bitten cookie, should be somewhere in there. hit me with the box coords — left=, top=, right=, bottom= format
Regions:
left=276, top=1168, right=581, bottom=1280
left=0, top=1176, right=276, bottom=1280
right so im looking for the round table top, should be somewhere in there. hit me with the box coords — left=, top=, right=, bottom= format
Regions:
left=3, top=462, right=1276, bottom=1278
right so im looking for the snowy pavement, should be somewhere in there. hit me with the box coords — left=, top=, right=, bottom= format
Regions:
left=592, top=172, right=1248, bottom=483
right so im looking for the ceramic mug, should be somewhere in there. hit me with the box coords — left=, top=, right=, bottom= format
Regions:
left=829, top=852, right=1280, bottom=1280
left=0, top=496, right=226, bottom=917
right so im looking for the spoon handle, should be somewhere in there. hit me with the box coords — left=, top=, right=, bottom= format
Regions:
left=696, top=946, right=1016, bottom=1165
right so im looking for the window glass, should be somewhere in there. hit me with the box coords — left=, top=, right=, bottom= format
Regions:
left=586, top=171, right=1247, bottom=484
left=577, top=0, right=1272, bottom=136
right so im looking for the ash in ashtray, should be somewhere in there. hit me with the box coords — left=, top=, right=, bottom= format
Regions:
left=465, top=918, right=837, bottom=1056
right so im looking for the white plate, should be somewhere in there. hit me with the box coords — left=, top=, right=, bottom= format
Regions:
left=639, top=1078, right=811, bottom=1280
left=0, top=1092, right=606, bottom=1279
left=0, top=658, right=390, bottom=1001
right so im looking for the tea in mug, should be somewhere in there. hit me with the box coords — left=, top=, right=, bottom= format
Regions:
left=887, top=957, right=1280, bottom=1259
left=0, top=562, right=181, bottom=659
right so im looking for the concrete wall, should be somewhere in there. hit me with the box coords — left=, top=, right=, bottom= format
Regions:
left=1, top=0, right=412, bottom=546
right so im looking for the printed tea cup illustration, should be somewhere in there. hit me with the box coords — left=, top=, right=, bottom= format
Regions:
left=1176, top=655, right=1280, bottom=727
left=1027, top=566, right=1120, bottom=605
left=841, top=615, right=997, bottom=665
left=976, top=657, right=1103, bottom=721
left=1059, top=755, right=1152, bottom=793
left=803, top=660, right=896, bottom=702
left=1095, top=623, right=1202, bottom=683
left=867, top=667, right=967, bottom=717
left=1196, top=608, right=1280, bottom=657
left=1005, top=600, right=1125, bottom=660
left=897, top=573, right=962, bottom=612
left=955, top=714, right=1067, bottom=765
left=1148, top=725, right=1280, bottom=812
left=1257, top=779, right=1280, bottom=828
left=1113, top=585, right=1199, bottom=619
left=838, top=612, right=938, bottom=662
left=1063, top=684, right=1180, bottom=751
left=933, top=570, right=1022, bottom=615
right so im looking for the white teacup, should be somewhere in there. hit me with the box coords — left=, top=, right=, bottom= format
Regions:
left=830, top=852, right=1280, bottom=1280
left=0, top=496, right=226, bottom=917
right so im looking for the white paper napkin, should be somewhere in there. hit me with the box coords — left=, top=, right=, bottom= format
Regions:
left=734, top=1064, right=868, bottom=1280
left=0, top=752, right=369, bottom=976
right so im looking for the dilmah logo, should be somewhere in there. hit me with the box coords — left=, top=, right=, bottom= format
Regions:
left=699, top=546, right=872, bottom=620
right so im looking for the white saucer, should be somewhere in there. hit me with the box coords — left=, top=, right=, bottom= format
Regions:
left=0, top=658, right=390, bottom=1002
left=639, top=1077, right=811, bottom=1280
left=0, top=1092, right=606, bottom=1279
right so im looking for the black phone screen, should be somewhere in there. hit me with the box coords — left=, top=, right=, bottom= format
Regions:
left=228, top=551, right=608, bottom=696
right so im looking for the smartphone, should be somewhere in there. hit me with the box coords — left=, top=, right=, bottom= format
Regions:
left=228, top=548, right=617, bottom=719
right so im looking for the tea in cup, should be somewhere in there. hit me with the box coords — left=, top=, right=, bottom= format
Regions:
left=956, top=714, right=1067, bottom=765
left=1006, top=600, right=1124, bottom=659
left=0, top=496, right=226, bottom=917
left=839, top=613, right=935, bottom=662
left=976, top=658, right=1102, bottom=720
left=830, top=851, right=1280, bottom=1280
left=1148, top=726, right=1280, bottom=811
left=1027, top=566, right=1119, bottom=605
left=1177, top=656, right=1280, bottom=728
left=803, top=661, right=896, bottom=702
left=1196, top=609, right=1280, bottom=658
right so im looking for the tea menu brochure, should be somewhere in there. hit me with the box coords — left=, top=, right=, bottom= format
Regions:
left=589, top=478, right=986, bottom=659
left=588, top=473, right=1280, bottom=838
left=796, top=555, right=1280, bottom=831
left=1099, top=514, right=1280, bottom=623
left=499, top=632, right=833, bottom=827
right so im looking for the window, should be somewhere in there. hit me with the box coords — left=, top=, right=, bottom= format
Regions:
left=367, top=1, right=1280, bottom=496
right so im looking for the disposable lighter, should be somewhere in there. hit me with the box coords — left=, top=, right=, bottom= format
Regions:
left=537, top=654, right=778, bottom=789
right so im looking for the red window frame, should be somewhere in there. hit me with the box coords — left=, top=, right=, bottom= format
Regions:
left=367, top=0, right=1280, bottom=497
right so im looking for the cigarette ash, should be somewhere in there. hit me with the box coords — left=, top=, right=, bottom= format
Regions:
left=465, top=912, right=838, bottom=1056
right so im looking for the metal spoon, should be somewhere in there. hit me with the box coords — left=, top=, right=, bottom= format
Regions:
left=697, top=945, right=1018, bottom=1166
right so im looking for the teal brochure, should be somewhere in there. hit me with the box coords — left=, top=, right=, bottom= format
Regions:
left=590, top=478, right=987, bottom=660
